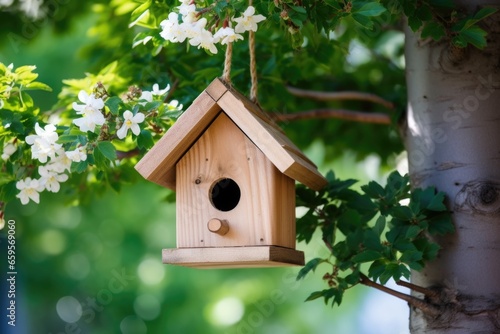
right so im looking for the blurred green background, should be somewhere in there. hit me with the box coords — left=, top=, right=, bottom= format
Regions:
left=4, top=159, right=411, bottom=334
left=1, top=2, right=410, bottom=333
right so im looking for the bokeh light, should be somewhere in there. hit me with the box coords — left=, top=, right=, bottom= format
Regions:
left=56, top=296, right=82, bottom=323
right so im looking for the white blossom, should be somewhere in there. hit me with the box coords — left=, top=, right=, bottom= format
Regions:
left=117, top=110, right=145, bottom=139
left=65, top=146, right=87, bottom=163
left=47, top=148, right=73, bottom=173
left=72, top=90, right=106, bottom=133
left=38, top=165, right=68, bottom=193
left=187, top=18, right=218, bottom=54
left=19, top=0, right=44, bottom=19
left=25, top=123, right=62, bottom=163
left=182, top=10, right=198, bottom=23
left=1, top=142, right=17, bottom=160
left=0, top=0, right=15, bottom=7
left=177, top=3, right=196, bottom=17
left=185, top=17, right=207, bottom=40
left=213, top=27, right=244, bottom=45
left=167, top=100, right=183, bottom=111
left=160, top=12, right=187, bottom=43
left=151, top=83, right=170, bottom=96
left=16, top=177, right=44, bottom=205
left=233, top=6, right=266, bottom=33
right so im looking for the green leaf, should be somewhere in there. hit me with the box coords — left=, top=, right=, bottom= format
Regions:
left=363, top=229, right=384, bottom=252
left=97, top=141, right=117, bottom=161
left=214, top=0, right=228, bottom=16
left=390, top=206, right=413, bottom=220
left=361, top=181, right=385, bottom=199
left=379, top=262, right=399, bottom=284
left=354, top=3, right=386, bottom=17
left=343, top=191, right=377, bottom=217
left=15, top=65, right=38, bottom=83
left=0, top=173, right=14, bottom=186
left=137, top=129, right=154, bottom=150
left=93, top=146, right=108, bottom=169
left=405, top=225, right=422, bottom=239
left=421, top=21, right=446, bottom=41
left=305, top=290, right=328, bottom=302
left=337, top=209, right=363, bottom=234
left=393, top=238, right=417, bottom=252
left=24, top=81, right=52, bottom=91
left=374, top=216, right=386, bottom=236
left=323, top=0, right=342, bottom=10
left=291, top=6, right=307, bottom=14
left=427, top=191, right=447, bottom=211
left=473, top=7, right=498, bottom=21
left=427, top=213, right=454, bottom=235
left=71, top=161, right=88, bottom=173
left=0, top=181, right=17, bottom=202
left=368, top=259, right=386, bottom=280
left=297, top=258, right=324, bottom=280
left=57, top=135, right=79, bottom=144
left=352, top=250, right=382, bottom=263
left=344, top=271, right=361, bottom=285
left=332, top=241, right=351, bottom=262
left=351, top=14, right=374, bottom=29
left=399, top=250, right=423, bottom=264
left=129, top=1, right=157, bottom=28
left=296, top=210, right=318, bottom=243
left=415, top=6, right=432, bottom=21
left=458, top=26, right=488, bottom=49
left=296, top=184, right=318, bottom=207
left=105, top=96, right=122, bottom=115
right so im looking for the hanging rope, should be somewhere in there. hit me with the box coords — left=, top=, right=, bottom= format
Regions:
left=222, top=42, right=233, bottom=85
left=249, top=30, right=258, bottom=103
left=248, top=0, right=258, bottom=103
left=221, top=1, right=259, bottom=102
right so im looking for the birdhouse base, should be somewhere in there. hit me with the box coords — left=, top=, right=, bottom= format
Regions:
left=162, top=246, right=305, bottom=269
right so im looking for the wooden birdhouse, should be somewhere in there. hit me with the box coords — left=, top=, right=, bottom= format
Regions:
left=135, top=78, right=327, bottom=268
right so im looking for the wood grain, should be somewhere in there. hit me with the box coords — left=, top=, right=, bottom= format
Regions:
left=163, top=246, right=305, bottom=268
left=134, top=91, right=221, bottom=190
left=216, top=85, right=327, bottom=190
left=135, top=78, right=327, bottom=191
left=176, top=113, right=296, bottom=248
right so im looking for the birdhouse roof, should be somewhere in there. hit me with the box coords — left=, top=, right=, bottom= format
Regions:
left=135, top=78, right=327, bottom=191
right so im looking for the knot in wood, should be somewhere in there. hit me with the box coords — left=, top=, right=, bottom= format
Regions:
left=455, top=180, right=500, bottom=215
left=479, top=183, right=498, bottom=205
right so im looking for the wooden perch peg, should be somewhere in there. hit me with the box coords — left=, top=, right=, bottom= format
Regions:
left=208, top=218, right=230, bottom=235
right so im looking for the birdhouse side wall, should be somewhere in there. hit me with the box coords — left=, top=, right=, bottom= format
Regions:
left=175, top=112, right=297, bottom=249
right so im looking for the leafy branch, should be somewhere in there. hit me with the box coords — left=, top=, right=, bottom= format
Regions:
left=296, top=170, right=454, bottom=313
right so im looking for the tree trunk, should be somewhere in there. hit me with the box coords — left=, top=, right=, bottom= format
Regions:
left=403, top=3, right=500, bottom=333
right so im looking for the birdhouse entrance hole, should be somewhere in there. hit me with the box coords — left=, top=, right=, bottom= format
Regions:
left=210, top=178, right=241, bottom=212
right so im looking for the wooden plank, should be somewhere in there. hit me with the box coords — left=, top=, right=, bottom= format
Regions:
left=205, top=78, right=229, bottom=101
left=134, top=91, right=221, bottom=189
left=136, top=77, right=326, bottom=191
left=218, top=92, right=327, bottom=190
left=176, top=113, right=296, bottom=248
left=163, top=246, right=305, bottom=268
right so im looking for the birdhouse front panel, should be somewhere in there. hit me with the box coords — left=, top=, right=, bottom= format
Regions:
left=135, top=78, right=328, bottom=267
left=175, top=112, right=296, bottom=249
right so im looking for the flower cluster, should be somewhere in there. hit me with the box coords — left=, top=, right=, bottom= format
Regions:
left=0, top=0, right=45, bottom=20
left=16, top=123, right=82, bottom=205
left=159, top=2, right=265, bottom=54
left=72, top=91, right=106, bottom=133
left=12, top=82, right=181, bottom=205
